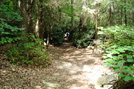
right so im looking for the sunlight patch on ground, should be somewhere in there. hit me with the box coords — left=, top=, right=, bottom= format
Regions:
left=56, top=61, right=82, bottom=71
left=57, top=61, right=72, bottom=68
left=82, top=65, right=92, bottom=72
left=66, top=74, right=94, bottom=89
left=35, top=86, right=42, bottom=89
left=47, top=46, right=115, bottom=89
left=69, top=84, right=89, bottom=89
left=42, top=81, right=61, bottom=88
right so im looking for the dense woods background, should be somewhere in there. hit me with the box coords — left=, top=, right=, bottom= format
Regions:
left=0, top=0, right=134, bottom=84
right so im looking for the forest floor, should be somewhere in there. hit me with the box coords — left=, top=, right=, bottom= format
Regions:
left=0, top=42, right=115, bottom=89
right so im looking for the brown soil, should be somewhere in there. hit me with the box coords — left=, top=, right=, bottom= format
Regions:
left=0, top=42, right=113, bottom=89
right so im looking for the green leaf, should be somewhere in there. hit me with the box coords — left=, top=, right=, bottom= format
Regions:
left=112, top=65, right=119, bottom=68
left=123, top=75, right=133, bottom=81
left=117, top=62, right=123, bottom=66
left=128, top=70, right=134, bottom=74
left=119, top=73, right=125, bottom=77
left=112, top=56, right=119, bottom=60
left=114, top=68, right=121, bottom=72
left=104, top=59, right=113, bottom=62
left=127, top=59, right=133, bottom=62
left=104, top=63, right=112, bottom=67
left=127, top=55, right=133, bottom=59
left=122, top=69, right=129, bottom=73
left=111, top=50, right=120, bottom=54
left=116, top=47, right=125, bottom=53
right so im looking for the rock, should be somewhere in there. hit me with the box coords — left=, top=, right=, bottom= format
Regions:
left=95, top=74, right=118, bottom=89
left=42, top=81, right=61, bottom=88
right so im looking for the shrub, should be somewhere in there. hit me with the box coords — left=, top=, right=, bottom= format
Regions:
left=6, top=34, right=50, bottom=67
left=100, top=25, right=134, bottom=81
left=72, top=27, right=95, bottom=48
left=0, top=4, right=24, bottom=45
left=51, top=26, right=64, bottom=46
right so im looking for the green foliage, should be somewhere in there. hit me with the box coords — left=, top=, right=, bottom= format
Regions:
left=0, top=4, right=24, bottom=45
left=51, top=26, right=64, bottom=46
left=101, top=25, right=134, bottom=81
left=6, top=34, right=50, bottom=67
left=4, top=0, right=13, bottom=10
left=72, top=27, right=95, bottom=48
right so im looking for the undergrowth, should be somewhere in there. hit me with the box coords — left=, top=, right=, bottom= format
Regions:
left=6, top=34, right=50, bottom=67
left=72, top=27, right=95, bottom=48
left=0, top=4, right=24, bottom=45
left=100, top=25, right=134, bottom=81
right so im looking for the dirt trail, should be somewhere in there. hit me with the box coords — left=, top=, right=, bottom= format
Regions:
left=47, top=42, right=113, bottom=89
left=0, top=42, right=113, bottom=89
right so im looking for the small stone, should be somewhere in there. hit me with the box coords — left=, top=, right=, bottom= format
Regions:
left=95, top=74, right=118, bottom=89
left=42, top=81, right=61, bottom=88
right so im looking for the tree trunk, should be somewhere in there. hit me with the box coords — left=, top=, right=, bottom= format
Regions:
left=121, top=6, right=123, bottom=25
left=109, top=5, right=113, bottom=26
left=78, top=17, right=83, bottom=32
left=46, top=31, right=50, bottom=48
left=93, top=14, right=98, bottom=53
left=35, top=16, right=40, bottom=38
left=132, top=12, right=134, bottom=26
left=17, top=0, right=35, bottom=35
left=93, top=3, right=100, bottom=53
left=124, top=0, right=127, bottom=25
left=71, top=0, right=74, bottom=31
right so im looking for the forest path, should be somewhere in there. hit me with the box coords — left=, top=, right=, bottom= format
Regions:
left=0, top=42, right=114, bottom=89
left=45, top=42, right=113, bottom=89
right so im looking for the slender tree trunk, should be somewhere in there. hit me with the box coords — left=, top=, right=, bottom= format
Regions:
left=93, top=14, right=98, bottom=53
left=71, top=0, right=74, bottom=31
left=109, top=2, right=114, bottom=26
left=93, top=3, right=100, bottom=53
left=109, top=5, right=113, bottom=26
left=124, top=0, right=127, bottom=25
left=35, top=17, right=40, bottom=38
left=46, top=30, right=50, bottom=48
left=78, top=17, right=83, bottom=32
left=58, top=6, right=61, bottom=22
left=27, top=0, right=35, bottom=33
left=121, top=6, right=123, bottom=25
left=132, top=12, right=134, bottom=26
left=20, top=0, right=28, bottom=34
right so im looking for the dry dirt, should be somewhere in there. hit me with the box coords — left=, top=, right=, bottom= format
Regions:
left=0, top=42, right=114, bottom=89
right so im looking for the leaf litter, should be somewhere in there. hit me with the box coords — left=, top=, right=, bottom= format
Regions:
left=0, top=42, right=114, bottom=89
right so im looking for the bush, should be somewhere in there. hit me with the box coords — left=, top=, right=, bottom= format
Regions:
left=0, top=4, right=24, bottom=45
left=100, top=25, right=134, bottom=81
left=72, top=27, right=95, bottom=48
left=51, top=26, right=64, bottom=46
left=6, top=34, right=50, bottom=67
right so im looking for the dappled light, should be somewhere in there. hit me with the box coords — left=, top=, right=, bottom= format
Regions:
left=0, top=0, right=134, bottom=88
left=46, top=44, right=114, bottom=89
left=0, top=42, right=114, bottom=89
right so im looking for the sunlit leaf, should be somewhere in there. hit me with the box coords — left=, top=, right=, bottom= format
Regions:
left=123, top=75, right=133, bottom=81
left=127, top=59, right=133, bottom=62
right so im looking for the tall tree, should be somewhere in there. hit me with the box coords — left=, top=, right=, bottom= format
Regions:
left=71, top=0, right=74, bottom=31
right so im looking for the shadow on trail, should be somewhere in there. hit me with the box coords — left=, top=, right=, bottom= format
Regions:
left=0, top=42, right=111, bottom=89
left=46, top=42, right=104, bottom=89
